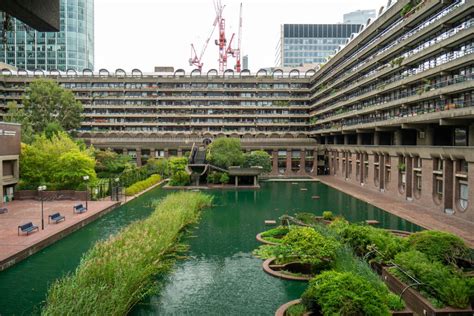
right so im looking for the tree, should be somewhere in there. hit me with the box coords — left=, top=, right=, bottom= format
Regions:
left=145, top=158, right=169, bottom=177
left=3, top=101, right=34, bottom=143
left=6, top=79, right=83, bottom=139
left=169, top=157, right=188, bottom=175
left=243, top=150, right=272, bottom=173
left=95, top=149, right=132, bottom=177
left=19, top=132, right=96, bottom=190
left=207, top=138, right=244, bottom=169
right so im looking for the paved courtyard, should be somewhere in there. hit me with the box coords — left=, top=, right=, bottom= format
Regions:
left=319, top=176, right=474, bottom=247
left=0, top=199, right=119, bottom=269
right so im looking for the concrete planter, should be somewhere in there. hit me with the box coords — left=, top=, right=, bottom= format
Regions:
left=382, top=266, right=474, bottom=316
left=274, top=299, right=413, bottom=316
left=256, top=232, right=285, bottom=245
left=263, top=258, right=313, bottom=281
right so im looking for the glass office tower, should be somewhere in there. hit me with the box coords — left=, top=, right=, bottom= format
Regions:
left=275, top=24, right=361, bottom=68
left=0, top=0, right=94, bottom=71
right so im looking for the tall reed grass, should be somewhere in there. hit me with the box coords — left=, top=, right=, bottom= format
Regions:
left=42, top=191, right=213, bottom=315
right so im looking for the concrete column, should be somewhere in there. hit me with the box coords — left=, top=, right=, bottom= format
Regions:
left=235, top=176, right=239, bottom=187
left=367, top=154, right=375, bottom=188
left=328, top=151, right=333, bottom=175
left=272, top=149, right=279, bottom=175
left=164, top=148, right=169, bottom=158
left=254, top=176, right=257, bottom=186
left=469, top=125, right=474, bottom=146
left=285, top=149, right=292, bottom=176
left=379, top=154, right=385, bottom=191
left=416, top=126, right=434, bottom=146
left=443, top=159, right=454, bottom=213
left=324, top=137, right=329, bottom=145
left=149, top=148, right=155, bottom=159
left=298, top=149, right=306, bottom=175
left=394, top=130, right=402, bottom=145
left=374, top=132, right=380, bottom=145
left=344, top=135, right=349, bottom=145
left=405, top=156, right=413, bottom=200
left=0, top=158, right=3, bottom=203
left=312, top=150, right=319, bottom=176
left=136, top=148, right=142, bottom=167
left=178, top=148, right=183, bottom=157
left=123, top=148, right=128, bottom=155
left=357, top=134, right=363, bottom=145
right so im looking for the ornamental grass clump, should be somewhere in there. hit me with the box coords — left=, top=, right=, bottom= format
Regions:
left=260, top=226, right=290, bottom=244
left=42, top=191, right=213, bottom=315
left=125, top=174, right=162, bottom=196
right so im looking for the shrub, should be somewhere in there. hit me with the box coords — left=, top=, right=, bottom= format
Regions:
left=392, top=250, right=471, bottom=308
left=295, top=212, right=320, bottom=225
left=207, top=171, right=222, bottom=184
left=243, top=150, right=272, bottom=173
left=322, top=211, right=334, bottom=221
left=219, top=172, right=230, bottom=184
left=302, top=271, right=390, bottom=315
left=145, top=158, right=169, bottom=178
left=332, top=246, right=405, bottom=311
left=406, top=230, right=469, bottom=265
left=169, top=157, right=188, bottom=174
left=330, top=221, right=406, bottom=262
left=43, top=192, right=213, bottom=315
left=125, top=174, right=161, bottom=196
left=169, top=170, right=190, bottom=186
left=254, top=227, right=341, bottom=269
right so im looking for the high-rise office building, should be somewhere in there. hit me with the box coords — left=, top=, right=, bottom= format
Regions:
left=0, top=0, right=94, bottom=71
left=343, top=10, right=376, bottom=25
left=243, top=55, right=248, bottom=70
left=275, top=24, right=361, bottom=67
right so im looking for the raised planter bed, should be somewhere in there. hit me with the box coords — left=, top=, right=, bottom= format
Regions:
left=382, top=266, right=474, bottom=316
left=256, top=232, right=281, bottom=245
left=275, top=299, right=413, bottom=316
left=263, top=258, right=313, bottom=281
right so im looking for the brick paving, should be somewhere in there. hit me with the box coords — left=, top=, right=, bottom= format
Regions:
left=318, top=176, right=474, bottom=247
left=0, top=199, right=119, bottom=269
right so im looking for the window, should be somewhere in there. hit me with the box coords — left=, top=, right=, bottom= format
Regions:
left=415, top=174, right=422, bottom=191
left=459, top=182, right=468, bottom=210
left=436, top=178, right=443, bottom=197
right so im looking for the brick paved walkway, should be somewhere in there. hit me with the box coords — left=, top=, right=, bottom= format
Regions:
left=319, top=176, right=474, bottom=247
left=0, top=199, right=119, bottom=270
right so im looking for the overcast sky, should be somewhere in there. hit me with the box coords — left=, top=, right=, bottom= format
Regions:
left=95, top=0, right=388, bottom=72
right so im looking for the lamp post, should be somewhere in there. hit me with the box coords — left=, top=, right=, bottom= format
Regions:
left=114, top=177, right=120, bottom=201
left=38, top=185, right=47, bottom=230
left=83, top=175, right=89, bottom=209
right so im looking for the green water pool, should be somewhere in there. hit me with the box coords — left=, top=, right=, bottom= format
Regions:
left=0, top=182, right=422, bottom=315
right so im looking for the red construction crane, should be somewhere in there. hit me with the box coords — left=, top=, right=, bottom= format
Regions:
left=226, top=3, right=242, bottom=72
left=189, top=1, right=242, bottom=73
left=189, top=4, right=221, bottom=71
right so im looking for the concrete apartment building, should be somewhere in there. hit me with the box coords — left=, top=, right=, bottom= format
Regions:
left=0, top=122, right=20, bottom=203
left=0, top=0, right=473, bottom=221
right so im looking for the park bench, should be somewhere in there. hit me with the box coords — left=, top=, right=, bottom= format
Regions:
left=73, top=204, right=87, bottom=214
left=18, top=222, right=39, bottom=235
left=0, top=207, right=8, bottom=214
left=48, top=212, right=65, bottom=224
